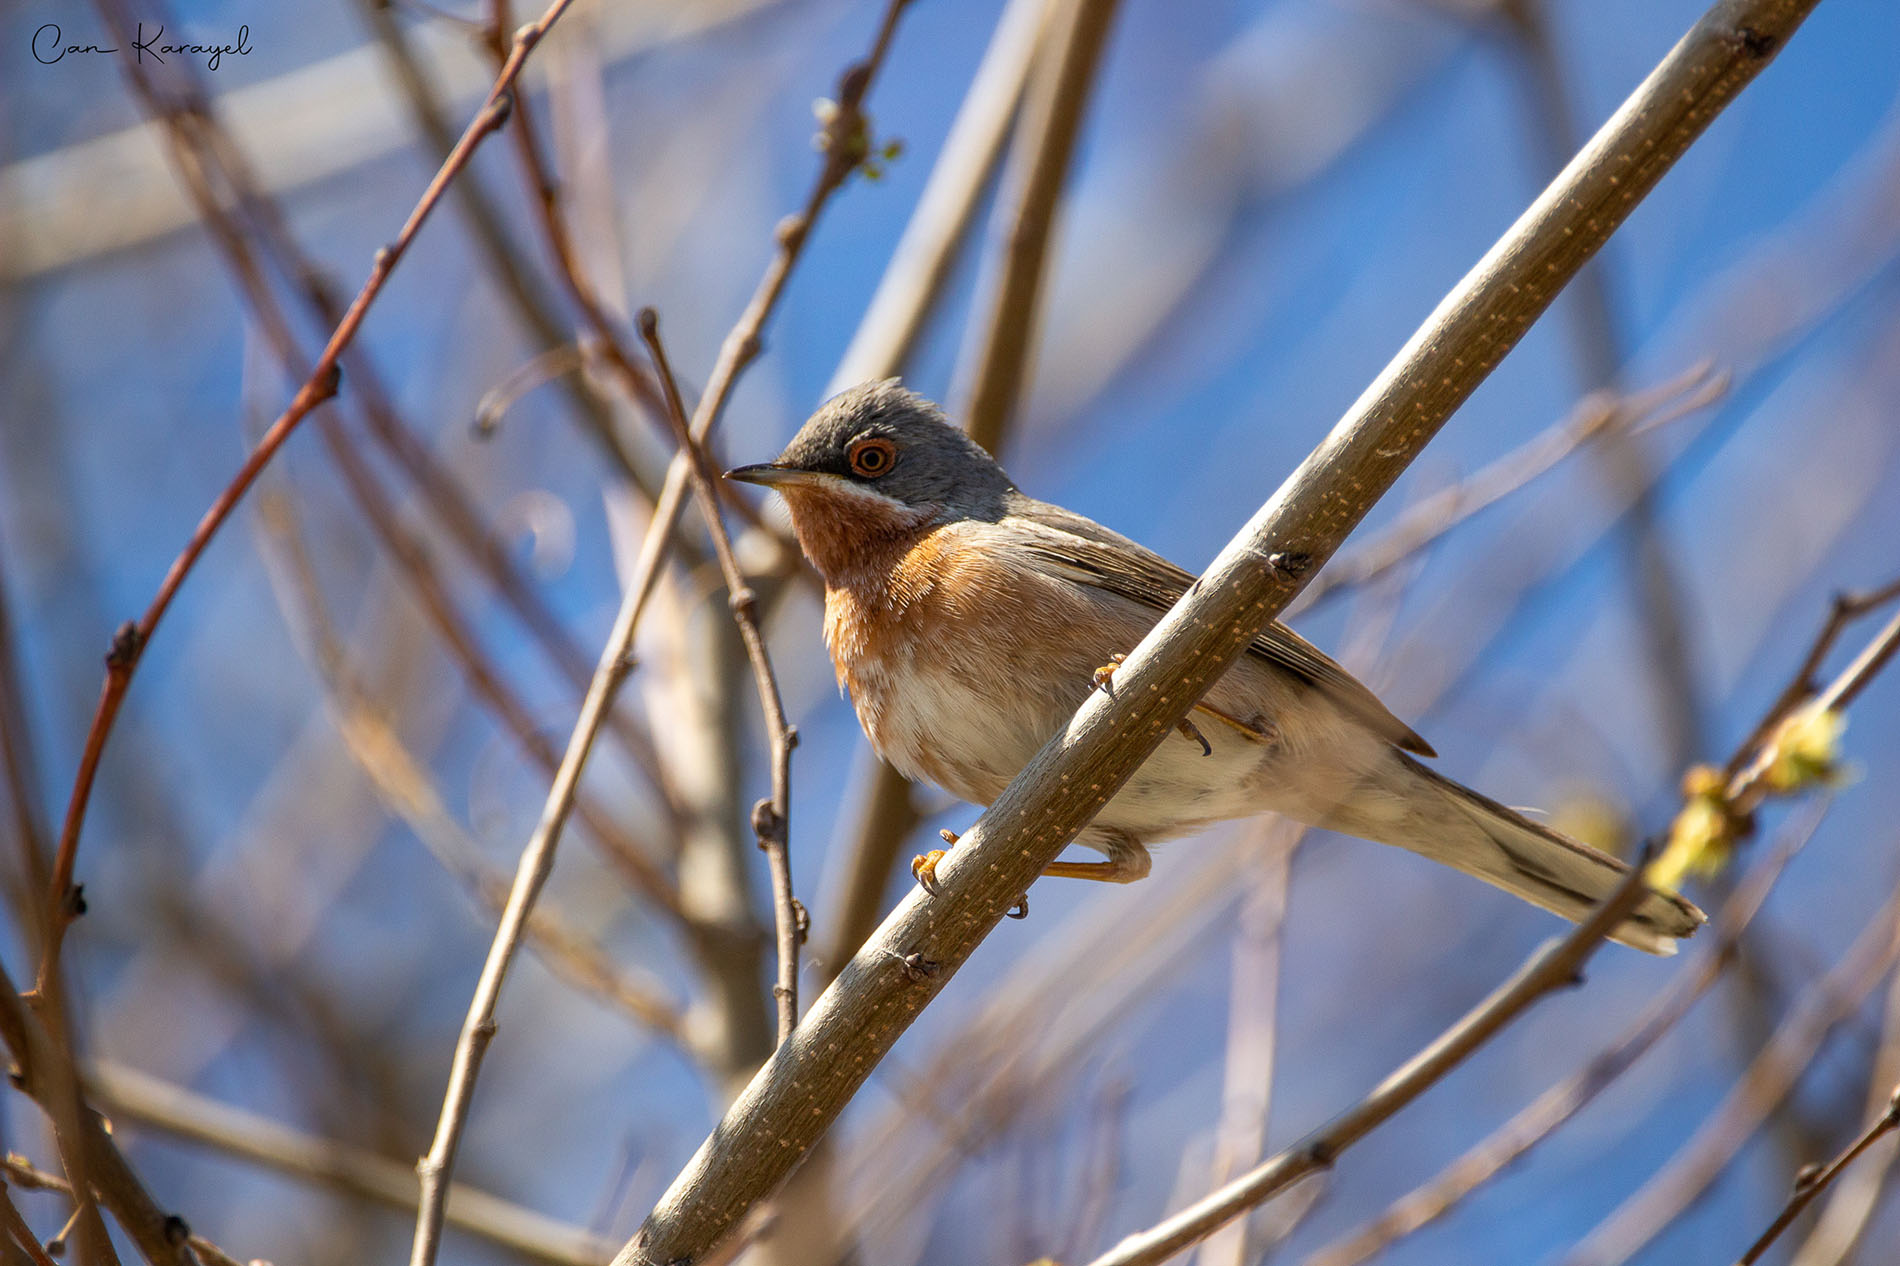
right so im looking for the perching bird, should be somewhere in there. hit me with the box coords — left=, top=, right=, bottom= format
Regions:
left=726, top=380, right=1704, bottom=954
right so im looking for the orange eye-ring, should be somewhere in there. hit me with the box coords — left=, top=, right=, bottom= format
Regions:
left=848, top=437, right=897, bottom=478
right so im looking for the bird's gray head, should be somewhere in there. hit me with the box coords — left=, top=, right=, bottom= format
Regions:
left=726, top=380, right=1016, bottom=527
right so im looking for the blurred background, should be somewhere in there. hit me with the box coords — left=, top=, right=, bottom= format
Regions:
left=3, top=0, right=1899, bottom=1262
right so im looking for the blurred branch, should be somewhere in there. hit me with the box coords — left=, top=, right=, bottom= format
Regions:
left=827, top=0, right=1050, bottom=394
left=1559, top=875, right=1900, bottom=1266
left=0, top=552, right=51, bottom=960
left=1306, top=803, right=1822, bottom=1266
left=0, top=0, right=780, bottom=280
left=44, top=0, right=582, bottom=992
left=1498, top=0, right=1711, bottom=774
left=1292, top=363, right=1727, bottom=614
left=640, top=310, right=803, bottom=1043
left=618, top=4, right=1819, bottom=1260
left=1790, top=954, right=1900, bottom=1264
left=0, top=961, right=190, bottom=1265
left=409, top=2, right=917, bottom=1260
left=1088, top=859, right=1655, bottom=1266
left=251, top=490, right=694, bottom=1050
left=957, top=0, right=1121, bottom=453
left=1192, top=837, right=1293, bottom=1266
left=407, top=480, right=651, bottom=1264
left=817, top=0, right=1055, bottom=991
left=3, top=1151, right=245, bottom=1266
left=817, top=763, right=917, bottom=986
left=1736, top=1084, right=1900, bottom=1265
left=351, top=0, right=666, bottom=495
left=0, top=1179, right=58, bottom=1266
left=83, top=1062, right=616, bottom=1266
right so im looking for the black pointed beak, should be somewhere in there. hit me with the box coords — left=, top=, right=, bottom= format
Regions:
left=725, top=462, right=830, bottom=488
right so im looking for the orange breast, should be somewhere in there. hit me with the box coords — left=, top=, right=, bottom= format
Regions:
left=822, top=522, right=1102, bottom=801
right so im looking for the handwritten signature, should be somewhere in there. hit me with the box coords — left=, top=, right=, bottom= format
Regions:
left=33, top=23, right=253, bottom=72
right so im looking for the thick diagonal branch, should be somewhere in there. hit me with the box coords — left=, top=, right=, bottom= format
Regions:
left=616, top=2, right=1820, bottom=1262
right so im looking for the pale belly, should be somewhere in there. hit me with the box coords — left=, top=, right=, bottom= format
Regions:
left=847, top=649, right=1289, bottom=850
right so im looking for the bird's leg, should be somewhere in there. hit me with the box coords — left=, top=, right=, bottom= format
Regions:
left=1042, top=830, right=1153, bottom=884
left=1092, top=652, right=1212, bottom=755
left=910, top=827, right=961, bottom=896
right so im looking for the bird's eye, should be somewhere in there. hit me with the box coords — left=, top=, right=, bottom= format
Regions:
left=848, top=437, right=897, bottom=478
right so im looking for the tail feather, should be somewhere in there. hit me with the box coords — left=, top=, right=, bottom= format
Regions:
left=1325, top=753, right=1706, bottom=956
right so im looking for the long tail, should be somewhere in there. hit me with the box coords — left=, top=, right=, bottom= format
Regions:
left=1321, top=752, right=1706, bottom=956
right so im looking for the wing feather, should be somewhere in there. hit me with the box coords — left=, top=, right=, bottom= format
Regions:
left=1002, top=497, right=1436, bottom=757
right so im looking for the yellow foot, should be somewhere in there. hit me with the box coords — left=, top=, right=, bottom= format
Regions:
left=910, top=849, right=945, bottom=895
left=912, top=828, right=960, bottom=896
left=1093, top=653, right=1210, bottom=754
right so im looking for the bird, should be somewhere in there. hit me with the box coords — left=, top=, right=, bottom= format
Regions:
left=726, top=380, right=1705, bottom=955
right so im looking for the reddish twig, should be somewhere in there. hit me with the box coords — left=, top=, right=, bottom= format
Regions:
left=100, top=0, right=687, bottom=844
left=45, top=0, right=580, bottom=990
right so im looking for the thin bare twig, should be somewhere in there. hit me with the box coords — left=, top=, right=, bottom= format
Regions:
left=1724, top=576, right=1900, bottom=783
left=640, top=310, right=803, bottom=1043
left=84, top=1061, right=616, bottom=1266
left=474, top=342, right=588, bottom=436
left=1790, top=954, right=1900, bottom=1265
left=408, top=3, right=916, bottom=1258
left=1083, top=852, right=1657, bottom=1266
left=1736, top=1084, right=1900, bottom=1265
left=44, top=0, right=579, bottom=989
left=1559, top=877, right=1900, bottom=1266
left=1306, top=804, right=1823, bottom=1266
left=7, top=1153, right=262, bottom=1266
left=1661, top=575, right=1900, bottom=880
